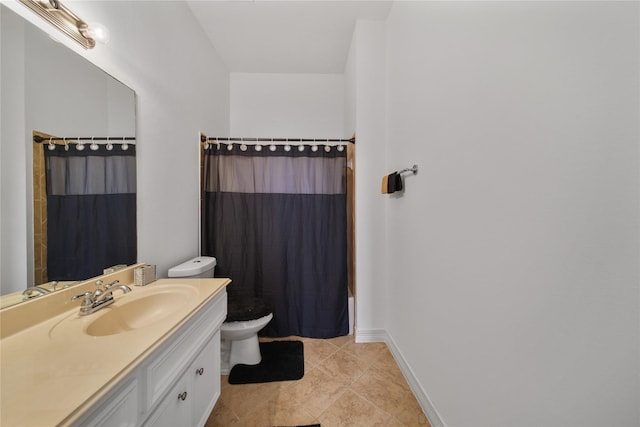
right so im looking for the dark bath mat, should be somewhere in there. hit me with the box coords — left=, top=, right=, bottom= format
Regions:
left=228, top=340, right=304, bottom=384
left=275, top=425, right=320, bottom=427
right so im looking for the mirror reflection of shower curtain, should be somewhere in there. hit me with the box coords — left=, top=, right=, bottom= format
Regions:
left=44, top=145, right=136, bottom=281
left=201, top=143, right=349, bottom=338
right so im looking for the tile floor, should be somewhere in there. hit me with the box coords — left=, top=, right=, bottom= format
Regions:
left=205, top=335, right=431, bottom=427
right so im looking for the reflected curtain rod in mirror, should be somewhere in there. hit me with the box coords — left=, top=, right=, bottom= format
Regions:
left=33, top=135, right=136, bottom=143
left=18, top=0, right=96, bottom=49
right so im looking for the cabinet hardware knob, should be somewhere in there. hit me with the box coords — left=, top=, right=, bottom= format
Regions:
left=178, top=391, right=188, bottom=401
left=196, top=368, right=204, bottom=376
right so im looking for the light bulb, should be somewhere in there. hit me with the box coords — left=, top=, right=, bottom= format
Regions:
left=86, top=23, right=110, bottom=44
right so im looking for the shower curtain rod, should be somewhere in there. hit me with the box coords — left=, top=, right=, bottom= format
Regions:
left=33, top=135, right=136, bottom=143
left=201, top=135, right=355, bottom=144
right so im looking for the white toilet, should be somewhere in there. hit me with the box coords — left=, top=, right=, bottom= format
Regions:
left=220, top=297, right=273, bottom=373
left=168, top=256, right=273, bottom=374
left=167, top=256, right=217, bottom=279
left=220, top=311, right=273, bottom=371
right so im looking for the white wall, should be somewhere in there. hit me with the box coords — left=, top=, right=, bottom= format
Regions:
left=0, top=6, right=27, bottom=294
left=344, top=21, right=389, bottom=337
left=385, top=2, right=639, bottom=426
left=230, top=72, right=343, bottom=137
left=2, top=0, right=230, bottom=279
left=343, top=38, right=355, bottom=139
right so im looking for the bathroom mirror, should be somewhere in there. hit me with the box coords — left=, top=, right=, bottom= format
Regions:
left=0, top=4, right=137, bottom=308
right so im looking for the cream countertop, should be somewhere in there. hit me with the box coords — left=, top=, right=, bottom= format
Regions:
left=0, top=281, right=77, bottom=310
left=0, top=277, right=230, bottom=427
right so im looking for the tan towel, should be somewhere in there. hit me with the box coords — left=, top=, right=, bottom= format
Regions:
left=381, top=175, right=388, bottom=194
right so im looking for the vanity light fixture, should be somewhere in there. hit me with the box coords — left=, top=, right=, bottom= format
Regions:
left=18, top=0, right=97, bottom=49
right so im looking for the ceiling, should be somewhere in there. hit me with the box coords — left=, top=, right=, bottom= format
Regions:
left=185, top=1, right=393, bottom=74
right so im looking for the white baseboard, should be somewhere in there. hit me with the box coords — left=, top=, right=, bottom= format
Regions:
left=355, top=328, right=446, bottom=427
left=355, top=328, right=387, bottom=343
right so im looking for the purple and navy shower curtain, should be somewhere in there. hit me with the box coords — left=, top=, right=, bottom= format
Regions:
left=44, top=144, right=136, bottom=281
left=201, top=143, right=349, bottom=338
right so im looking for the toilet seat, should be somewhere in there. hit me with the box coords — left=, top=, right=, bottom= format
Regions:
left=226, top=297, right=271, bottom=322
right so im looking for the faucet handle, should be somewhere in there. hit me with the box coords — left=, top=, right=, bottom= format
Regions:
left=72, top=291, right=93, bottom=301
left=104, top=280, right=120, bottom=289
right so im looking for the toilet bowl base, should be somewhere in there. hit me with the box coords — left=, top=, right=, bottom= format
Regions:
left=229, top=335, right=261, bottom=368
left=220, top=312, right=273, bottom=371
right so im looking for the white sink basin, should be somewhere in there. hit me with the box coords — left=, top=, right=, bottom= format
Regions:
left=49, top=284, right=200, bottom=339
left=86, top=288, right=196, bottom=336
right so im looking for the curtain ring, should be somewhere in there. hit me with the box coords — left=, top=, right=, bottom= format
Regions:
left=48, top=137, right=55, bottom=151
left=240, top=143, right=247, bottom=151
left=106, top=139, right=113, bottom=151
left=255, top=144, right=262, bottom=152
left=324, top=145, right=331, bottom=153
left=298, top=145, right=305, bottom=152
left=90, top=137, right=99, bottom=151
left=337, top=145, right=344, bottom=152
left=284, top=144, right=291, bottom=152
left=311, top=145, right=318, bottom=152
left=227, top=143, right=234, bottom=151
left=76, top=139, right=85, bottom=151
left=64, top=138, right=69, bottom=151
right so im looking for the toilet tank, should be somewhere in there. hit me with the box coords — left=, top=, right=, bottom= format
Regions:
left=168, top=256, right=216, bottom=278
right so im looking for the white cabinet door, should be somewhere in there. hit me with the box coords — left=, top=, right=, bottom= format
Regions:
left=143, top=376, right=190, bottom=427
left=192, top=331, right=221, bottom=427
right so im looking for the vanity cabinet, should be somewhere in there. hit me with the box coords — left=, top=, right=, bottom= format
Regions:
left=71, top=289, right=226, bottom=427
left=144, top=331, right=220, bottom=427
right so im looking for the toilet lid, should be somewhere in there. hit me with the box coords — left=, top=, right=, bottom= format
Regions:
left=226, top=297, right=272, bottom=322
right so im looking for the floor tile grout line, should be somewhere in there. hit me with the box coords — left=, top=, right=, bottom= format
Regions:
left=313, top=386, right=351, bottom=423
left=304, top=343, right=342, bottom=368
left=347, top=384, right=403, bottom=424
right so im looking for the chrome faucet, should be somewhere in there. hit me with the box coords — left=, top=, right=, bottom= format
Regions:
left=102, top=282, right=132, bottom=299
left=22, top=286, right=51, bottom=300
left=71, top=280, right=132, bottom=316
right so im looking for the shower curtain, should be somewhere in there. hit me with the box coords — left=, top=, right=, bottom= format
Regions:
left=201, top=142, right=349, bottom=338
left=44, top=144, right=136, bottom=281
